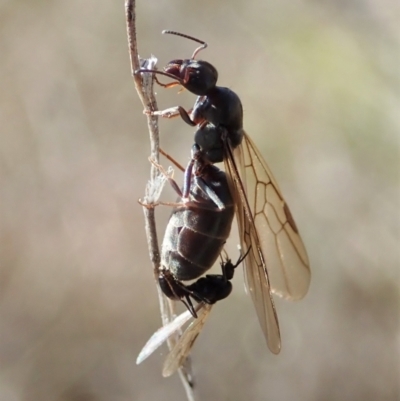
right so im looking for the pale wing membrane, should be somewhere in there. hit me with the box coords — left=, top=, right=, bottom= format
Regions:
left=225, top=143, right=281, bottom=354
left=136, top=308, right=194, bottom=365
left=243, top=215, right=282, bottom=354
left=163, top=303, right=213, bottom=377
left=239, top=133, right=311, bottom=299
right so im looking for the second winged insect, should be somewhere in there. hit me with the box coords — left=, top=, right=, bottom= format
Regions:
left=137, top=253, right=246, bottom=376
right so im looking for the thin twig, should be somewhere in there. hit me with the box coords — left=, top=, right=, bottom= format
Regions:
left=124, top=2, right=196, bottom=400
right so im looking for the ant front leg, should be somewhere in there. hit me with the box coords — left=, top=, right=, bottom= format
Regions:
left=144, top=106, right=196, bottom=127
left=190, top=96, right=214, bottom=125
left=148, top=158, right=185, bottom=198
left=143, top=157, right=198, bottom=210
left=138, top=158, right=186, bottom=209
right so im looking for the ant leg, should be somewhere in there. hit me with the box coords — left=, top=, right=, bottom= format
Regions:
left=180, top=144, right=222, bottom=209
left=183, top=295, right=198, bottom=318
left=178, top=107, right=196, bottom=126
left=148, top=158, right=183, bottom=198
left=149, top=146, right=225, bottom=210
left=185, top=248, right=252, bottom=304
left=195, top=177, right=225, bottom=210
left=147, top=153, right=221, bottom=210
left=144, top=106, right=195, bottom=129
left=154, top=76, right=180, bottom=89
left=221, top=247, right=251, bottom=280
left=145, top=106, right=181, bottom=119
left=159, top=148, right=185, bottom=172
left=144, top=105, right=196, bottom=127
left=181, top=158, right=195, bottom=200
left=138, top=199, right=187, bottom=209
left=158, top=269, right=199, bottom=318
left=190, top=144, right=226, bottom=210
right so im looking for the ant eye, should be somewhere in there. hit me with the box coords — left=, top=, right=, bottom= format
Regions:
left=187, top=67, right=198, bottom=76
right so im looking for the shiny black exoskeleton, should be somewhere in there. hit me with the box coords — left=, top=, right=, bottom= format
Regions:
left=136, top=30, right=244, bottom=163
left=136, top=32, right=249, bottom=316
left=158, top=144, right=237, bottom=315
left=159, top=251, right=246, bottom=314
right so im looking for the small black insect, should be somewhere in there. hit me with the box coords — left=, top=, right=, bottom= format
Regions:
left=137, top=31, right=311, bottom=355
left=136, top=252, right=248, bottom=377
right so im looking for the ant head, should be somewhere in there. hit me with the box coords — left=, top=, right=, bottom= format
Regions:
left=135, top=31, right=218, bottom=96
left=164, top=59, right=218, bottom=96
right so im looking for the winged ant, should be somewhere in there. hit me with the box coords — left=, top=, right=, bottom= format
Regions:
left=137, top=253, right=248, bottom=377
left=136, top=31, right=311, bottom=356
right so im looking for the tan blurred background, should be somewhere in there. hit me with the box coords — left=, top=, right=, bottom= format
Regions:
left=1, top=0, right=399, bottom=400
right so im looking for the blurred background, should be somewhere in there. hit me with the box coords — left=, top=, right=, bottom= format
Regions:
left=1, top=0, right=399, bottom=400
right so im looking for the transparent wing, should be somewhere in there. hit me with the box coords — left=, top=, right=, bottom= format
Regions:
left=136, top=308, right=194, bottom=365
left=239, top=133, right=311, bottom=298
left=242, top=212, right=282, bottom=354
left=162, top=303, right=212, bottom=377
left=224, top=132, right=311, bottom=353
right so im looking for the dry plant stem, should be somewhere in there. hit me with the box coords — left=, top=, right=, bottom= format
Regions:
left=125, top=1, right=196, bottom=399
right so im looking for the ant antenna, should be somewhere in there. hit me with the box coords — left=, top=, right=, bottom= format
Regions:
left=162, top=30, right=208, bottom=59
